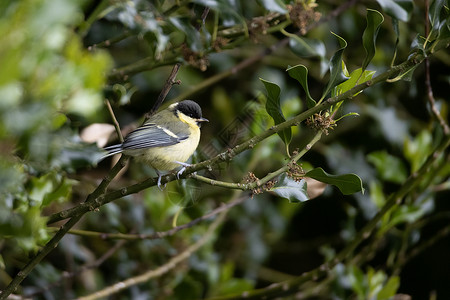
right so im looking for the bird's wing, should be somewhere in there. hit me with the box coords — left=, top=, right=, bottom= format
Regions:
left=121, top=123, right=188, bottom=150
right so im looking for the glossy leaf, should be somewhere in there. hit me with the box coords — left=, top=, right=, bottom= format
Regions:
left=321, top=32, right=348, bottom=101
left=260, top=78, right=292, bottom=147
left=270, top=173, right=308, bottom=203
left=305, top=167, right=364, bottom=195
left=169, top=17, right=204, bottom=52
left=332, top=68, right=376, bottom=97
left=287, top=65, right=316, bottom=108
left=193, top=0, right=244, bottom=26
left=376, top=0, right=413, bottom=22
left=429, top=0, right=445, bottom=28
left=362, top=9, right=384, bottom=71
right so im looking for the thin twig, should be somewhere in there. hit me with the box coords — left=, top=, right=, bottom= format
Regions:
left=76, top=208, right=228, bottom=300
left=144, top=63, right=182, bottom=120
left=424, top=0, right=449, bottom=135
left=195, top=7, right=211, bottom=30
left=104, top=99, right=124, bottom=143
left=52, top=195, right=248, bottom=240
left=190, top=131, right=322, bottom=190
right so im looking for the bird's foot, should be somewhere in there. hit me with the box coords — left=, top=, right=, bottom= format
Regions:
left=156, top=172, right=166, bottom=190
left=174, top=161, right=192, bottom=179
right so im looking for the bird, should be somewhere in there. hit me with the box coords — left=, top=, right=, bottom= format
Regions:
left=103, top=100, right=208, bottom=188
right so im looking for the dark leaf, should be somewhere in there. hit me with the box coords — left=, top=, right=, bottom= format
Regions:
left=305, top=167, right=364, bottom=195
left=287, top=65, right=316, bottom=108
left=362, top=9, right=384, bottom=71
left=321, top=32, right=348, bottom=101
left=260, top=78, right=292, bottom=147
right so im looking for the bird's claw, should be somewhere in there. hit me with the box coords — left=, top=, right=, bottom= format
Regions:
left=174, top=161, right=191, bottom=179
left=156, top=172, right=166, bottom=190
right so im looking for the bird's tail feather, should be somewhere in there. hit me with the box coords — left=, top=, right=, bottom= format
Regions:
left=102, top=144, right=123, bottom=159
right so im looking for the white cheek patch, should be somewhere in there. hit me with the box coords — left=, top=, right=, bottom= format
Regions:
left=156, top=125, right=179, bottom=138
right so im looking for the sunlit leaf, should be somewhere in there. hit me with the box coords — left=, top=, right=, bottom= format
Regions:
left=321, top=32, right=348, bottom=101
left=305, top=167, right=364, bottom=195
left=362, top=9, right=384, bottom=71
left=287, top=65, right=316, bottom=108
left=377, top=276, right=400, bottom=300
left=332, top=68, right=376, bottom=97
left=403, top=130, right=433, bottom=172
left=260, top=78, right=292, bottom=147
left=376, top=0, right=413, bottom=22
left=270, top=173, right=309, bottom=203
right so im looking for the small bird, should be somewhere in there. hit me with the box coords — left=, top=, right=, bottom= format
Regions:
left=103, top=100, right=208, bottom=188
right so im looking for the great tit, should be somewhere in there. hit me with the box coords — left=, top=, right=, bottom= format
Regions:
left=103, top=100, right=208, bottom=187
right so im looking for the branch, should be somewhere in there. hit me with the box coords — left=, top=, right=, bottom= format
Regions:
left=76, top=208, right=228, bottom=300
left=104, top=99, right=124, bottom=143
left=190, top=131, right=322, bottom=190
left=47, top=50, right=430, bottom=225
left=425, top=58, right=449, bottom=135
left=51, top=195, right=248, bottom=240
left=144, top=62, right=182, bottom=120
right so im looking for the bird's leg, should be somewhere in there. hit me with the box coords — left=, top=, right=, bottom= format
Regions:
left=155, top=170, right=166, bottom=190
left=174, top=161, right=192, bottom=179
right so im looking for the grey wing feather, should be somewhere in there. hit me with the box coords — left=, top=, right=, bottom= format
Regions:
left=121, top=123, right=187, bottom=150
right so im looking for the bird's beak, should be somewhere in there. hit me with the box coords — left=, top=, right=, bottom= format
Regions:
left=196, top=117, right=208, bottom=127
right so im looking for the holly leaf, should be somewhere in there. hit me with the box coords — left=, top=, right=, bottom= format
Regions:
left=260, top=78, right=292, bottom=148
left=305, top=167, right=364, bottom=195
left=287, top=64, right=317, bottom=108
left=362, top=9, right=384, bottom=71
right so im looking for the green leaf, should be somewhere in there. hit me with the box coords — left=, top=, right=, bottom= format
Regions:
left=321, top=32, right=348, bottom=101
left=259, top=0, right=287, bottom=13
left=403, top=130, right=433, bottom=172
left=367, top=151, right=408, bottom=184
left=169, top=17, right=203, bottom=52
left=305, top=167, right=364, bottom=195
left=429, top=0, right=445, bottom=28
left=377, top=276, right=400, bottom=300
left=287, top=65, right=316, bottom=108
left=376, top=0, right=414, bottom=22
left=270, top=173, right=308, bottom=203
left=362, top=9, right=384, bottom=71
left=260, top=78, right=292, bottom=147
left=332, top=68, right=376, bottom=97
